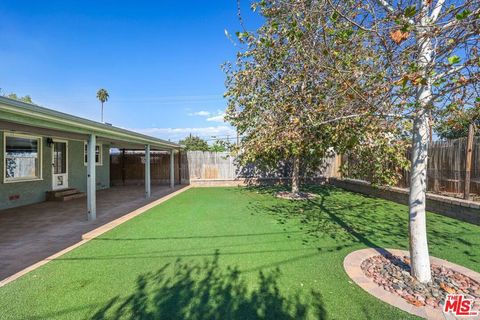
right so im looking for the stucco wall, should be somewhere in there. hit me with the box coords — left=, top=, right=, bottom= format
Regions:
left=0, top=131, right=110, bottom=210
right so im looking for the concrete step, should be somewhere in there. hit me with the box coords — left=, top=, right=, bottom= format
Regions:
left=46, top=188, right=86, bottom=201
left=59, top=192, right=87, bottom=202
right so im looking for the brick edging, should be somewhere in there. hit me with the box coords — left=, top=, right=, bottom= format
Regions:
left=344, top=248, right=480, bottom=320
left=0, top=185, right=192, bottom=288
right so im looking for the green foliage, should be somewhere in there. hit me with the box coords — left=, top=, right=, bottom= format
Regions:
left=96, top=88, right=109, bottom=104
left=209, top=139, right=234, bottom=152
left=6, top=93, right=33, bottom=103
left=435, top=106, right=479, bottom=139
left=341, top=124, right=410, bottom=186
left=179, top=136, right=234, bottom=152
left=179, top=135, right=210, bottom=151
left=224, top=0, right=409, bottom=188
left=404, top=5, right=417, bottom=18
left=447, top=55, right=461, bottom=65
left=455, top=10, right=471, bottom=20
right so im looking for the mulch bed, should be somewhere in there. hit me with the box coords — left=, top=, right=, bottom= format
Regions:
left=361, top=253, right=480, bottom=309
left=275, top=191, right=317, bottom=200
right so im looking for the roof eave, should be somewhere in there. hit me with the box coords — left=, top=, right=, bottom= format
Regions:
left=0, top=96, right=182, bottom=150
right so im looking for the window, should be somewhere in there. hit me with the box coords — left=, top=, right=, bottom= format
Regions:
left=84, top=143, right=102, bottom=166
left=4, top=134, right=42, bottom=182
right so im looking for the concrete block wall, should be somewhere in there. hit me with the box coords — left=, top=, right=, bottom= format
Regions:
left=329, top=178, right=479, bottom=225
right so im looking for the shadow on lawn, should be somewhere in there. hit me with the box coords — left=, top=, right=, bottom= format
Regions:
left=91, top=252, right=326, bottom=320
left=245, top=186, right=390, bottom=249
left=245, top=185, right=477, bottom=255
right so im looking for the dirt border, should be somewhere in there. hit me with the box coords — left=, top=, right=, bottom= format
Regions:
left=344, top=248, right=480, bottom=320
left=0, top=185, right=192, bottom=288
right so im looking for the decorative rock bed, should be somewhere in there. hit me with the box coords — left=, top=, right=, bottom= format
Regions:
left=361, top=253, right=480, bottom=309
left=275, top=191, right=317, bottom=200
left=344, top=248, right=480, bottom=319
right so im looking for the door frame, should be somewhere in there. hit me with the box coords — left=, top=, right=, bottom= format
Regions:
left=51, top=139, right=69, bottom=190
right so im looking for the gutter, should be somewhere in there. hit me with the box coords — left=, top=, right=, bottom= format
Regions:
left=0, top=96, right=181, bottom=150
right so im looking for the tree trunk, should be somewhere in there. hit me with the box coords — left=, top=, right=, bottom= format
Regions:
left=409, top=109, right=432, bottom=283
left=101, top=102, right=104, bottom=123
left=292, top=156, right=300, bottom=194
left=409, top=6, right=432, bottom=283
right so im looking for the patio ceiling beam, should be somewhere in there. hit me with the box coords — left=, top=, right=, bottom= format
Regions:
left=145, top=144, right=151, bottom=198
left=87, top=134, right=97, bottom=221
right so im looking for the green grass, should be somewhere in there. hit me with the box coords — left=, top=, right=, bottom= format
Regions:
left=0, top=186, right=479, bottom=319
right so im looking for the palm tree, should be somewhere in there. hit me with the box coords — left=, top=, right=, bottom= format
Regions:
left=96, top=89, right=109, bottom=123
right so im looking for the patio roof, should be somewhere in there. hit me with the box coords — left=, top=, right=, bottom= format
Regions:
left=0, top=96, right=181, bottom=151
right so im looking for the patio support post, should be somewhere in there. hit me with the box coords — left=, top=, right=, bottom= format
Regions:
left=87, top=134, right=97, bottom=221
left=170, top=149, right=175, bottom=188
left=145, top=144, right=151, bottom=198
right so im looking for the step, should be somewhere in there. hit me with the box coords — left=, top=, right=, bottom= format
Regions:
left=46, top=188, right=84, bottom=201
left=58, top=192, right=87, bottom=202
left=51, top=188, right=78, bottom=197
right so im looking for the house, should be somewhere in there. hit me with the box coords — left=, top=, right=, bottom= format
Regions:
left=0, top=96, right=181, bottom=219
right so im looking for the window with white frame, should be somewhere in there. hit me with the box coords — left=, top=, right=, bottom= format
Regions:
left=84, top=143, right=102, bottom=166
left=4, top=134, right=42, bottom=182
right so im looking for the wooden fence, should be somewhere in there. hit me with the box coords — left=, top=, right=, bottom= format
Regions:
left=343, top=137, right=480, bottom=197
left=181, top=151, right=338, bottom=181
left=110, top=151, right=180, bottom=186
left=412, top=137, right=479, bottom=195
left=110, top=137, right=479, bottom=197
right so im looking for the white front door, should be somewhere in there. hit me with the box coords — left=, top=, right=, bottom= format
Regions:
left=52, top=141, right=68, bottom=190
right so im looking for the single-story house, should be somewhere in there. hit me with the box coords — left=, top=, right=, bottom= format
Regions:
left=0, top=96, right=181, bottom=220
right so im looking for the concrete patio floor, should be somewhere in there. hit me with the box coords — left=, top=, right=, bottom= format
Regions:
left=0, top=185, right=185, bottom=281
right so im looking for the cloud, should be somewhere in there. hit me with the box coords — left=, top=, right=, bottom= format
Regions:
left=206, top=113, right=225, bottom=122
left=133, top=125, right=236, bottom=142
left=188, top=110, right=211, bottom=117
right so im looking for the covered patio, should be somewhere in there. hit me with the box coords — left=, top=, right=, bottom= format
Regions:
left=0, top=184, right=186, bottom=280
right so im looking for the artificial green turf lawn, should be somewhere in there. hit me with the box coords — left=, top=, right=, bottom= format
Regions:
left=0, top=186, right=479, bottom=319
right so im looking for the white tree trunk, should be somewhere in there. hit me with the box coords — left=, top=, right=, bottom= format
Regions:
left=292, top=156, right=300, bottom=194
left=409, top=109, right=432, bottom=283
left=409, top=2, right=432, bottom=283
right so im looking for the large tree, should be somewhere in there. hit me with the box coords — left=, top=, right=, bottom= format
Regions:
left=96, top=88, right=109, bottom=123
left=228, top=0, right=478, bottom=283
left=179, top=134, right=210, bottom=151
left=325, top=0, right=480, bottom=282
left=225, top=0, right=404, bottom=195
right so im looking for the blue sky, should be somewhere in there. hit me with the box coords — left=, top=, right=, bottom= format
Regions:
left=0, top=1, right=261, bottom=142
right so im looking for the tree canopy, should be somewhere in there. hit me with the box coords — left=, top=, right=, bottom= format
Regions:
left=225, top=0, right=479, bottom=283
left=224, top=0, right=409, bottom=192
left=5, top=93, right=33, bottom=104
left=435, top=107, right=479, bottom=139
left=179, top=135, right=234, bottom=152
left=179, top=135, right=210, bottom=151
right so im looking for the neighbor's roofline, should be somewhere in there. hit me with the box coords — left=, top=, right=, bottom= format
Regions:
left=0, top=96, right=181, bottom=150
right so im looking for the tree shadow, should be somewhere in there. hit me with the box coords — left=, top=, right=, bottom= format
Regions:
left=244, top=185, right=479, bottom=261
left=91, top=252, right=326, bottom=320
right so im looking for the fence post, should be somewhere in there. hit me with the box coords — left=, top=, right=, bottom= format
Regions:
left=464, top=123, right=475, bottom=200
